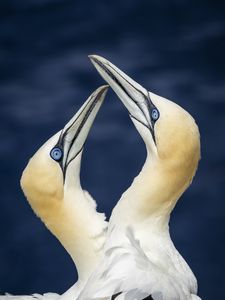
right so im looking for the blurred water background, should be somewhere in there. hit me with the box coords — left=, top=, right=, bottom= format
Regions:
left=0, top=1, right=225, bottom=299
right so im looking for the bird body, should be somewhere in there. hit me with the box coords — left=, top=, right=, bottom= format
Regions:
left=1, top=86, right=109, bottom=300
left=77, top=55, right=201, bottom=300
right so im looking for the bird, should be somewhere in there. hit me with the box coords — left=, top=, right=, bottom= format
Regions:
left=0, top=85, right=109, bottom=300
left=76, top=55, right=201, bottom=300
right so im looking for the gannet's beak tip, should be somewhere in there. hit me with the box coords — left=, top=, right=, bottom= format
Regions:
left=96, top=84, right=109, bottom=94
left=88, top=54, right=107, bottom=66
left=88, top=54, right=96, bottom=63
left=88, top=54, right=100, bottom=60
left=94, top=84, right=109, bottom=105
left=88, top=54, right=95, bottom=59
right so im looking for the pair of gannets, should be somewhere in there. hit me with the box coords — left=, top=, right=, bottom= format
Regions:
left=1, top=56, right=201, bottom=300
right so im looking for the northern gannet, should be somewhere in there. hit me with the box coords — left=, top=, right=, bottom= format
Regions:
left=1, top=86, right=109, bottom=300
left=77, top=56, right=201, bottom=300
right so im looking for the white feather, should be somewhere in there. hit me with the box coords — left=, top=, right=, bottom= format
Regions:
left=77, top=227, right=200, bottom=300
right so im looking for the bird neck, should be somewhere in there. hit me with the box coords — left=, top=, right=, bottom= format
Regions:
left=111, top=150, right=197, bottom=233
left=105, top=153, right=198, bottom=295
left=47, top=190, right=106, bottom=281
left=21, top=152, right=107, bottom=283
left=24, top=182, right=107, bottom=283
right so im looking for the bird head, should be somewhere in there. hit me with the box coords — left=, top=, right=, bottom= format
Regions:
left=21, top=85, right=108, bottom=213
left=89, top=55, right=200, bottom=209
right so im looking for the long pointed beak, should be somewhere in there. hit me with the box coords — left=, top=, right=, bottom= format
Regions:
left=52, top=85, right=108, bottom=178
left=89, top=55, right=156, bottom=134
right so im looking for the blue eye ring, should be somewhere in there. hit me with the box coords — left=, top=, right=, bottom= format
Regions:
left=50, top=147, right=63, bottom=162
left=151, top=108, right=160, bottom=121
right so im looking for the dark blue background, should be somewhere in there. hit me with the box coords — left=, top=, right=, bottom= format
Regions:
left=0, top=1, right=224, bottom=299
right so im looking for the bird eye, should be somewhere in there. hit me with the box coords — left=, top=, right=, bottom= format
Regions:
left=151, top=108, right=160, bottom=121
left=50, top=147, right=63, bottom=162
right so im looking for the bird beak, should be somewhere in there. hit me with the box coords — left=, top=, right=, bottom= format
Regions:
left=54, top=85, right=108, bottom=179
left=89, top=55, right=155, bottom=135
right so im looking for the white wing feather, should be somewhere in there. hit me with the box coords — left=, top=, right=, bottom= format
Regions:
left=77, top=227, right=201, bottom=300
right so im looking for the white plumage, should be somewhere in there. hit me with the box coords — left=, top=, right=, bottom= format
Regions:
left=76, top=55, right=201, bottom=300
left=78, top=227, right=200, bottom=300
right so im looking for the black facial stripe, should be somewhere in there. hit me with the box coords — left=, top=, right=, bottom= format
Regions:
left=130, top=114, right=150, bottom=131
left=62, top=146, right=84, bottom=180
left=130, top=114, right=156, bottom=144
